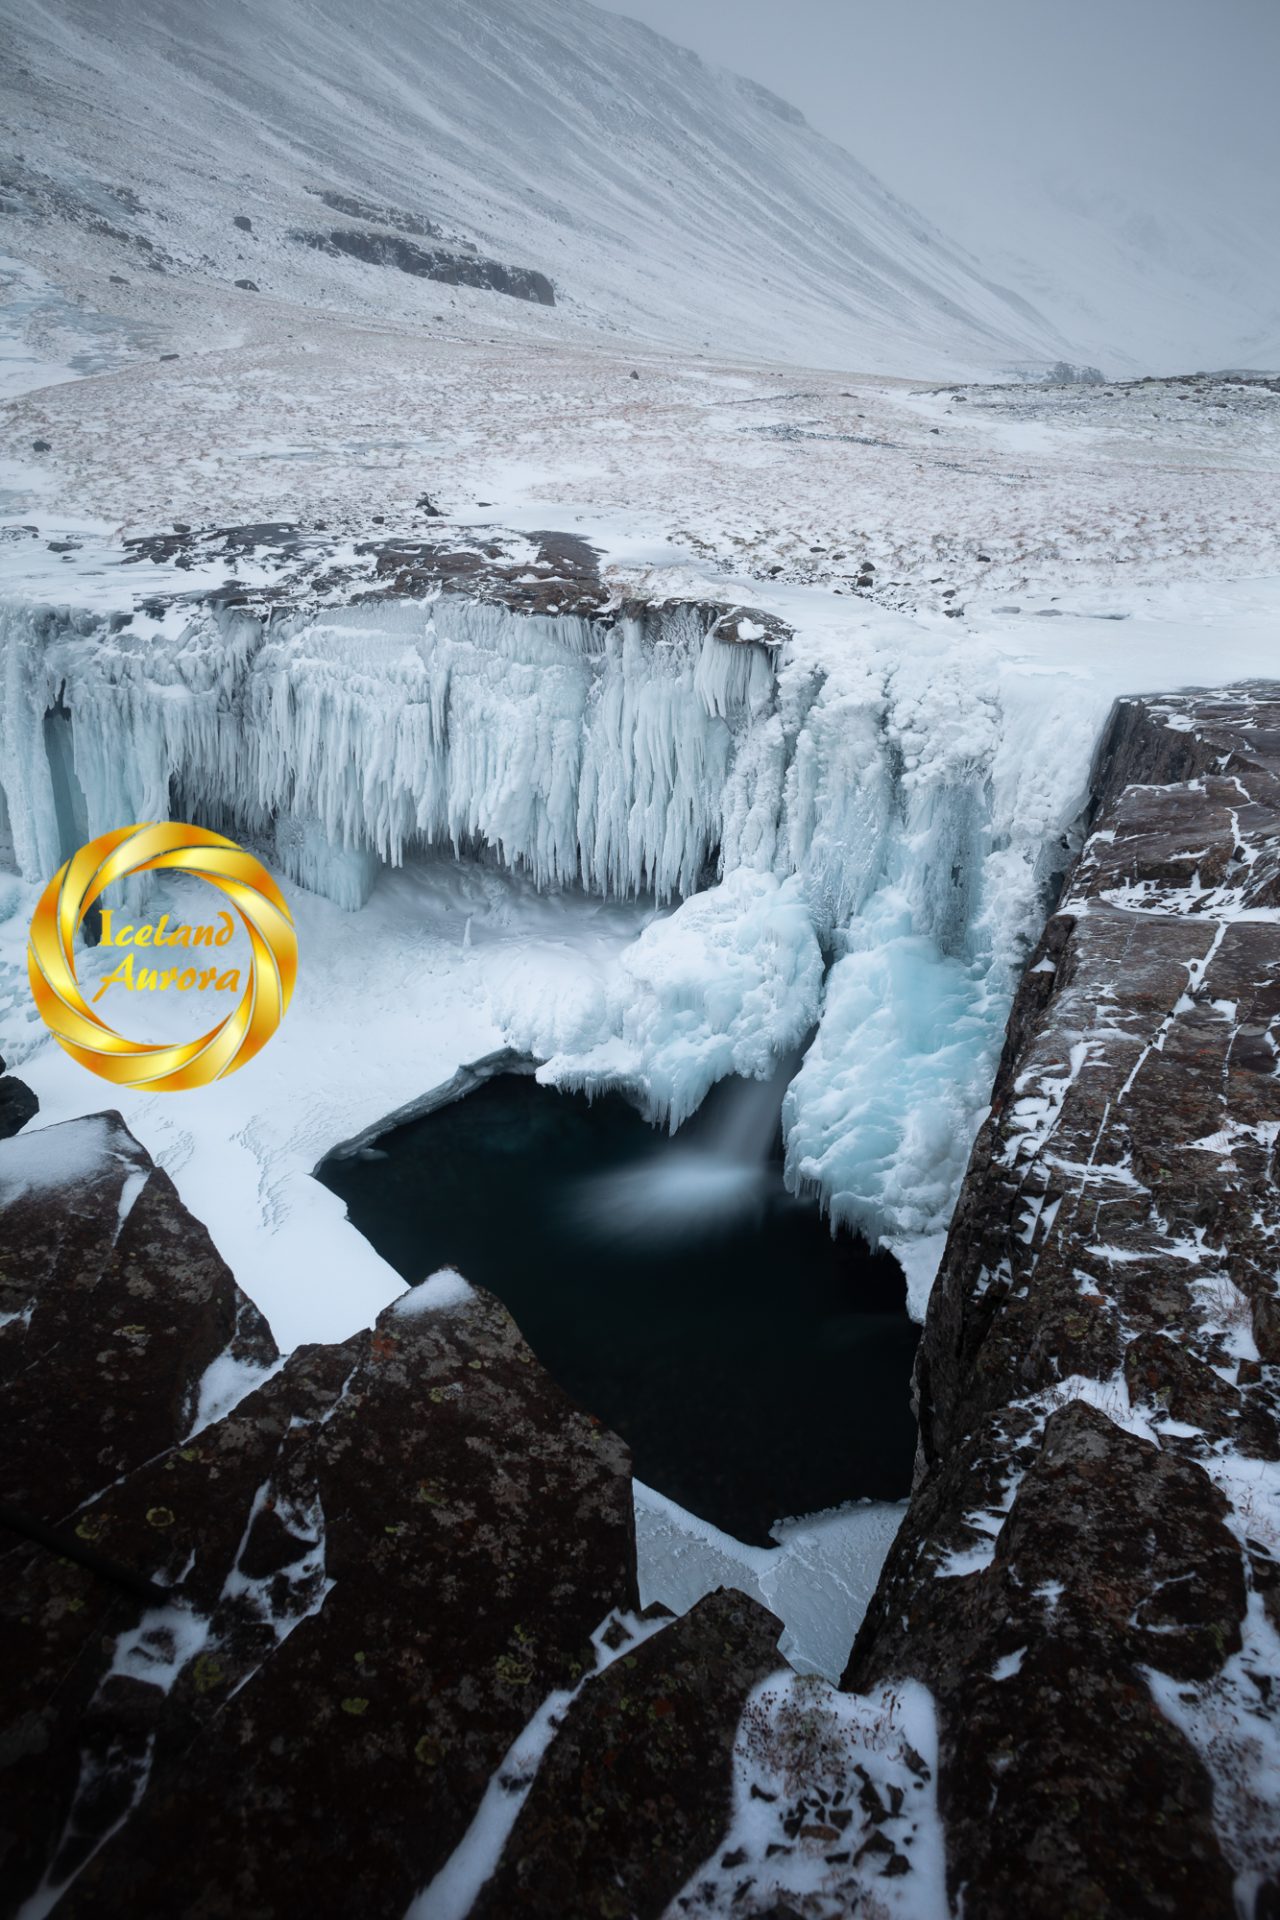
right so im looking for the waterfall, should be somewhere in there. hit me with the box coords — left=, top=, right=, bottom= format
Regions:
left=704, top=1048, right=803, bottom=1168
left=571, top=1054, right=801, bottom=1245
left=0, top=586, right=1084, bottom=1253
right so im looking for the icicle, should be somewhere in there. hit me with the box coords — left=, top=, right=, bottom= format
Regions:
left=0, top=584, right=1086, bottom=1269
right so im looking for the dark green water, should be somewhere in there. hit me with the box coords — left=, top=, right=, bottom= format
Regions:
left=318, top=1072, right=919, bottom=1544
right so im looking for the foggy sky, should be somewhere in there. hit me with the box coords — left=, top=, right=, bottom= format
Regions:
left=593, top=0, right=1277, bottom=209
left=592, top=0, right=1279, bottom=327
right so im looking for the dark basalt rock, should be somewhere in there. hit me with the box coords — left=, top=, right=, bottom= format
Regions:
left=847, top=1402, right=1244, bottom=1919
left=0, top=1116, right=639, bottom=1918
left=293, top=226, right=554, bottom=306
left=471, top=1589, right=783, bottom=1920
left=846, top=683, right=1280, bottom=1918
left=59, top=1296, right=637, bottom=1918
left=0, top=1054, right=36, bottom=1137
left=307, top=188, right=442, bottom=239
left=0, top=1113, right=276, bottom=1523
left=0, top=1113, right=278, bottom=1905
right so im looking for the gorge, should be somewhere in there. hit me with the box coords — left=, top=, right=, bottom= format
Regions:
left=1, top=676, right=1276, bottom=1917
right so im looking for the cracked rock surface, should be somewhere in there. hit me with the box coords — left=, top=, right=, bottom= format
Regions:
left=847, top=684, right=1280, bottom=1919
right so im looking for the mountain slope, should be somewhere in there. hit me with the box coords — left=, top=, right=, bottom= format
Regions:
left=0, top=0, right=1069, bottom=375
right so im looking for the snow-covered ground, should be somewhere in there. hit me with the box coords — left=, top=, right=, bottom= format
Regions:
left=4, top=319, right=1277, bottom=608
left=1, top=1, right=1278, bottom=1687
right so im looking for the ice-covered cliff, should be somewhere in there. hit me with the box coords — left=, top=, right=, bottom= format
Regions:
left=0, top=587, right=1086, bottom=1274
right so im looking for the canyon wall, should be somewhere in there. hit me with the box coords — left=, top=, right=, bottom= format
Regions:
left=844, top=685, right=1280, bottom=1917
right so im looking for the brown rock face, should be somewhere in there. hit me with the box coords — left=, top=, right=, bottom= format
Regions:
left=0, top=1112, right=277, bottom=1524
left=470, top=1589, right=784, bottom=1920
left=0, top=1119, right=638, bottom=1919
left=847, top=684, right=1280, bottom=1918
left=0, top=1113, right=279, bottom=1908
left=0, top=1053, right=37, bottom=1138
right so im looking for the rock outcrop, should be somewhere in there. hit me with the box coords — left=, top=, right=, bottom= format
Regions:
left=0, top=1118, right=650, bottom=1918
left=845, top=684, right=1280, bottom=1917
left=0, top=1052, right=36, bottom=1138
left=0, top=1112, right=798, bottom=1920
left=292, top=227, right=555, bottom=305
left=470, top=1589, right=784, bottom=1920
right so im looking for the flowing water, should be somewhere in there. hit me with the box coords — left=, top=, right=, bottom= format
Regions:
left=318, top=1068, right=920, bottom=1544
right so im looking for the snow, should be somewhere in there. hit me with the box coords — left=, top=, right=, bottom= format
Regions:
left=668, top=1670, right=947, bottom=1919
left=540, top=869, right=824, bottom=1129
left=220, top=1479, right=333, bottom=1651
left=108, top=1604, right=211, bottom=1695
left=186, top=1349, right=283, bottom=1438
left=1146, top=1590, right=1280, bottom=1915
left=0, top=0, right=1072, bottom=382
left=391, top=1268, right=474, bottom=1317
left=634, top=1479, right=905, bottom=1682
left=0, top=1112, right=139, bottom=1207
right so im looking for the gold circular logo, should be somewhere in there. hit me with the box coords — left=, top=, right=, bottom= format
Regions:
left=27, top=823, right=297, bottom=1091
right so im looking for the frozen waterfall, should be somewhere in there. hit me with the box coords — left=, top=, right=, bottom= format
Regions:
left=0, top=589, right=1086, bottom=1279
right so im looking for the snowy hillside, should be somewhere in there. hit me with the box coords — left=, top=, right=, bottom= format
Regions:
left=0, top=0, right=1070, bottom=376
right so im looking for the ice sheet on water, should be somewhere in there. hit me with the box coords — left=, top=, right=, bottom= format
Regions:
left=633, top=1479, right=906, bottom=1683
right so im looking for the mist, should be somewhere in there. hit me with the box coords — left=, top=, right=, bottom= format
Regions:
left=594, top=0, right=1280, bottom=369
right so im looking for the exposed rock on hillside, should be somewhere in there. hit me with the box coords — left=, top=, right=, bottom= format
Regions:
left=293, top=228, right=555, bottom=305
